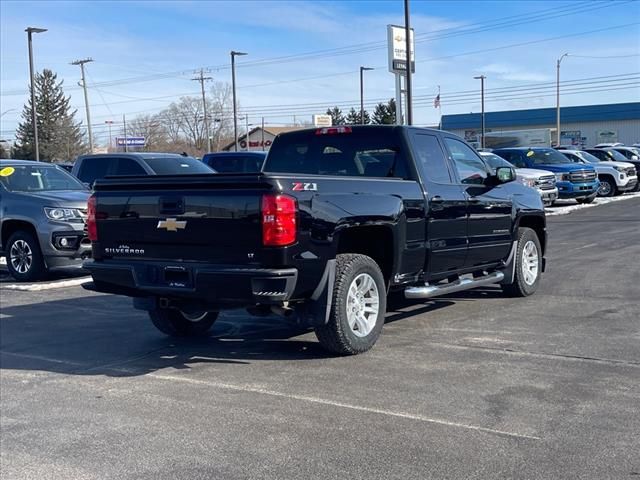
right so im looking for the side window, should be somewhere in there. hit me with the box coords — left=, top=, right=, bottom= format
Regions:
left=77, top=157, right=110, bottom=183
left=410, top=133, right=452, bottom=183
left=114, top=158, right=146, bottom=176
left=444, top=138, right=488, bottom=185
left=355, top=149, right=409, bottom=179
left=502, top=152, right=526, bottom=169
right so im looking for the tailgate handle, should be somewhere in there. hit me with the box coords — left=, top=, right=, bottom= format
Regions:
left=159, top=196, right=185, bottom=215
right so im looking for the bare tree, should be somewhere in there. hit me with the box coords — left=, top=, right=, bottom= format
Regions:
left=127, top=114, right=169, bottom=151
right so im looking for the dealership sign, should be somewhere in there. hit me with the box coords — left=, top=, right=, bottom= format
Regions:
left=116, top=136, right=145, bottom=147
left=312, top=114, right=332, bottom=127
left=387, top=25, right=415, bottom=74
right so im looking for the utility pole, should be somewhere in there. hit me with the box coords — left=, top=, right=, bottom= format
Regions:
left=245, top=115, right=250, bottom=151
left=26, top=27, right=47, bottom=161
left=192, top=68, right=213, bottom=152
left=122, top=114, right=128, bottom=153
left=71, top=58, right=94, bottom=152
left=261, top=117, right=265, bottom=151
left=105, top=120, right=114, bottom=151
left=230, top=50, right=248, bottom=152
left=360, top=66, right=374, bottom=125
left=556, top=53, right=569, bottom=146
left=404, top=0, right=413, bottom=125
left=474, top=75, right=486, bottom=149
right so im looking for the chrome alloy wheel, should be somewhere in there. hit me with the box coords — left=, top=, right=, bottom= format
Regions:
left=180, top=311, right=209, bottom=322
left=346, top=273, right=380, bottom=337
left=10, top=240, right=33, bottom=274
left=598, top=181, right=612, bottom=196
left=521, top=240, right=539, bottom=286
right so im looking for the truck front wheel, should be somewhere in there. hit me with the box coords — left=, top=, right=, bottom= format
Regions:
left=148, top=308, right=219, bottom=337
left=314, top=254, right=387, bottom=355
left=502, top=227, right=542, bottom=297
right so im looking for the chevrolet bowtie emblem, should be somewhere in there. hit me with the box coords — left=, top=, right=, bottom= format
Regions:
left=157, top=218, right=187, bottom=232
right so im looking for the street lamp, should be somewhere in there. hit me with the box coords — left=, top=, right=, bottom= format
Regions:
left=360, top=67, right=374, bottom=125
left=26, top=26, right=47, bottom=161
left=404, top=0, right=413, bottom=125
left=556, top=53, right=570, bottom=146
left=230, top=51, right=248, bottom=152
left=474, top=75, right=486, bottom=149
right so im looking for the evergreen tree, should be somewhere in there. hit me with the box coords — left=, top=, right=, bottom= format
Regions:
left=326, top=106, right=345, bottom=126
left=372, top=98, right=396, bottom=125
left=345, top=107, right=370, bottom=125
left=13, top=69, right=86, bottom=161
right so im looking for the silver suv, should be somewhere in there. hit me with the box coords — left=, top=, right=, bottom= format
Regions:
left=0, top=160, right=91, bottom=281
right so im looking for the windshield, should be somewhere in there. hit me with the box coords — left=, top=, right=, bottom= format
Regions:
left=0, top=164, right=87, bottom=192
left=481, top=153, right=512, bottom=169
left=565, top=150, right=601, bottom=163
left=527, top=149, right=573, bottom=165
left=143, top=156, right=214, bottom=175
left=601, top=149, right=628, bottom=162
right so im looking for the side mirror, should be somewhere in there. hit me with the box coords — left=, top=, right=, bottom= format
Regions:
left=495, top=166, right=516, bottom=184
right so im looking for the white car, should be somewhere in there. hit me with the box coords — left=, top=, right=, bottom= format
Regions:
left=594, top=142, right=625, bottom=148
left=479, top=151, right=559, bottom=205
left=560, top=149, right=637, bottom=197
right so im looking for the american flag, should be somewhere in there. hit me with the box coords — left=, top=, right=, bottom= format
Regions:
left=433, top=93, right=441, bottom=109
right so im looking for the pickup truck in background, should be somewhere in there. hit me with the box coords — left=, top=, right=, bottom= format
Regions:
left=84, top=126, right=547, bottom=355
left=493, top=147, right=599, bottom=203
left=478, top=150, right=558, bottom=205
left=202, top=151, right=267, bottom=173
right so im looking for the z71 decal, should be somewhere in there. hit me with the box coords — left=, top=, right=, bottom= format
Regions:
left=292, top=182, right=318, bottom=192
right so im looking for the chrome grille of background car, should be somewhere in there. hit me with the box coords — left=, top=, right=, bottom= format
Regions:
left=570, top=170, right=596, bottom=183
left=535, top=175, right=557, bottom=190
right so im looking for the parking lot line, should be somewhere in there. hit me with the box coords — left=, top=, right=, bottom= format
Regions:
left=0, top=276, right=91, bottom=291
left=131, top=371, right=541, bottom=441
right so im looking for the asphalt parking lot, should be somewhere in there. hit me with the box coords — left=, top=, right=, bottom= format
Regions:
left=1, top=198, right=639, bottom=480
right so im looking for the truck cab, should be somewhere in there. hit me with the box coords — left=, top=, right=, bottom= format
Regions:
left=493, top=147, right=599, bottom=203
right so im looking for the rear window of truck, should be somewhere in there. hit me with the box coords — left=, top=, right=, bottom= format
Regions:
left=264, top=129, right=409, bottom=179
left=143, top=157, right=214, bottom=175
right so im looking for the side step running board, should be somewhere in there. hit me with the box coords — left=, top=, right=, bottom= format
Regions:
left=404, top=271, right=504, bottom=299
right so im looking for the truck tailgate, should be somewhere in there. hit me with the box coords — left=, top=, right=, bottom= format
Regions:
left=93, top=174, right=272, bottom=263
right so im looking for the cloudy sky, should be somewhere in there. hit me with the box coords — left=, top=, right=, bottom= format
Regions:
left=1, top=0, right=638, bottom=146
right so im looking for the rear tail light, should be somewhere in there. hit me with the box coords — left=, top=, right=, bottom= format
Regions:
left=87, top=195, right=98, bottom=241
left=315, top=126, right=352, bottom=135
left=262, top=194, right=297, bottom=246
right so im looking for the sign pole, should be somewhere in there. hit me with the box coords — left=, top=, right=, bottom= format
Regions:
left=395, top=74, right=403, bottom=125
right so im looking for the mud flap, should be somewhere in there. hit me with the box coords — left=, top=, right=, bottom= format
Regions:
left=498, top=241, right=518, bottom=285
left=295, top=259, right=335, bottom=326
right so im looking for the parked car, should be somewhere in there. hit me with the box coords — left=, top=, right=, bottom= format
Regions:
left=560, top=149, right=637, bottom=197
left=594, top=142, right=624, bottom=148
left=479, top=151, right=558, bottom=206
left=493, top=147, right=599, bottom=203
left=0, top=160, right=91, bottom=281
left=607, top=146, right=640, bottom=162
left=202, top=151, right=267, bottom=173
left=72, top=153, right=215, bottom=186
left=585, top=148, right=640, bottom=191
left=83, top=126, right=547, bottom=355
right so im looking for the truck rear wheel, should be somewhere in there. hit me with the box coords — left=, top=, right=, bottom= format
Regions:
left=314, top=254, right=386, bottom=355
left=149, top=309, right=219, bottom=337
left=502, top=227, right=542, bottom=297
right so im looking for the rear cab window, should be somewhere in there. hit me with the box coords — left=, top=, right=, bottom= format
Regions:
left=77, top=157, right=111, bottom=183
left=264, top=128, right=411, bottom=179
left=143, top=157, right=213, bottom=175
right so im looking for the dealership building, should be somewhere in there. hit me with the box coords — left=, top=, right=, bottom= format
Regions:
left=441, top=102, right=639, bottom=147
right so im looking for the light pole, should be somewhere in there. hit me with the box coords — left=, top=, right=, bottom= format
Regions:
left=556, top=53, right=569, bottom=146
left=105, top=120, right=114, bottom=151
left=230, top=50, right=247, bottom=152
left=71, top=58, right=94, bottom=152
left=404, top=0, right=413, bottom=125
left=474, top=75, right=486, bottom=149
left=360, top=67, right=374, bottom=124
left=26, top=27, right=47, bottom=161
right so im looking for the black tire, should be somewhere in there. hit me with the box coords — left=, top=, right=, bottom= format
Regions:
left=149, top=308, right=218, bottom=337
left=576, top=195, right=596, bottom=204
left=502, top=227, right=542, bottom=298
left=597, top=177, right=616, bottom=197
left=5, top=230, right=46, bottom=282
left=314, top=254, right=387, bottom=355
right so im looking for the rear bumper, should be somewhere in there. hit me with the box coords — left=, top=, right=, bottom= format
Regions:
left=83, top=260, right=298, bottom=306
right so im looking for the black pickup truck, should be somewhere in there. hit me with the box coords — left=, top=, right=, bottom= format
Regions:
left=84, top=126, right=547, bottom=355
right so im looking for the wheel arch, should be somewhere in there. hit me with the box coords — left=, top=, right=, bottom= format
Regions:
left=1, top=219, right=38, bottom=251
left=516, top=215, right=546, bottom=255
left=336, top=225, right=395, bottom=286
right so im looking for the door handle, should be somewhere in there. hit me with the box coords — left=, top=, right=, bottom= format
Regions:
left=468, top=197, right=481, bottom=204
left=430, top=195, right=444, bottom=203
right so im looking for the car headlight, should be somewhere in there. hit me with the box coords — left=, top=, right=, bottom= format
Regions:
left=519, top=178, right=536, bottom=187
left=555, top=173, right=569, bottom=181
left=613, top=165, right=626, bottom=173
left=44, top=207, right=85, bottom=221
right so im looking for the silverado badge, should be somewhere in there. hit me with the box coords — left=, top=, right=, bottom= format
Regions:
left=157, top=218, right=187, bottom=232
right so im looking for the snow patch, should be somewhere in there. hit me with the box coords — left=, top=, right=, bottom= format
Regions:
left=1, top=277, right=92, bottom=291
left=546, top=192, right=640, bottom=216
